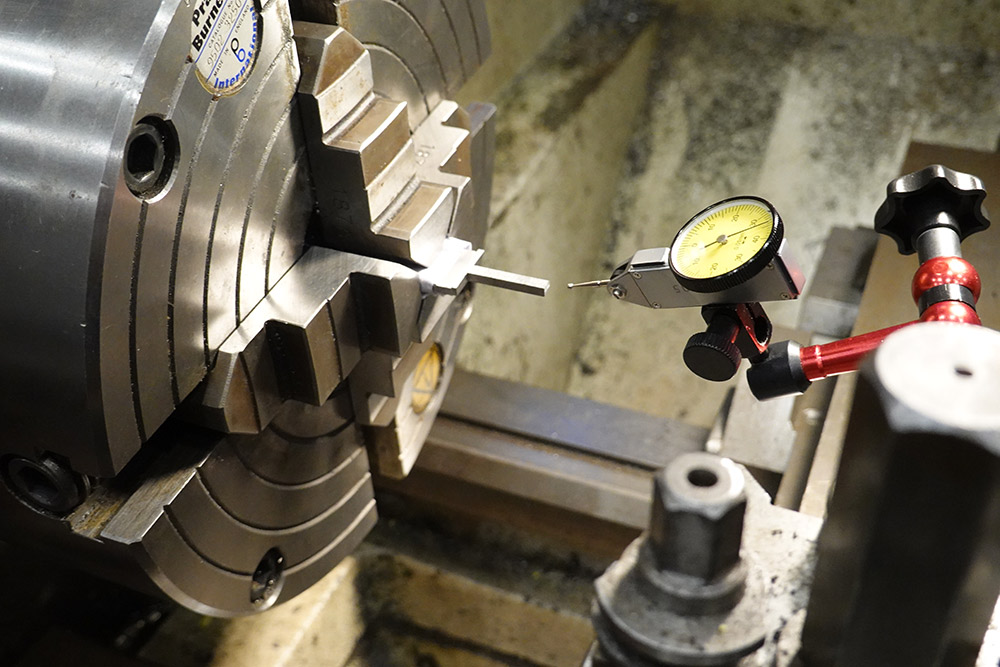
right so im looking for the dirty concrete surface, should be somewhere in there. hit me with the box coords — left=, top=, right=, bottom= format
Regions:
left=457, top=1, right=663, bottom=391
left=458, top=0, right=1000, bottom=429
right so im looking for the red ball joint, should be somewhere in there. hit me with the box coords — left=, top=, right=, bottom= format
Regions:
left=911, top=256, right=982, bottom=304
left=920, top=301, right=982, bottom=325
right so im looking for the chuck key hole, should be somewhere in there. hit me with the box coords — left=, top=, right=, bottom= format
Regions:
left=124, top=116, right=178, bottom=199
left=126, top=133, right=159, bottom=181
left=688, top=468, right=719, bottom=488
left=14, top=466, right=60, bottom=506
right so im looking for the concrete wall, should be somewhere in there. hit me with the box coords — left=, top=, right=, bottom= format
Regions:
left=456, top=0, right=1000, bottom=429
left=659, top=0, right=1000, bottom=53
left=457, top=0, right=586, bottom=105
left=457, top=3, right=663, bottom=391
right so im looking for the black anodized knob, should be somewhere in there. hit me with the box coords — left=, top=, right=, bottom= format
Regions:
left=874, top=164, right=990, bottom=255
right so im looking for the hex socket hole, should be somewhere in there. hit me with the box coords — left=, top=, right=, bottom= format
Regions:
left=687, top=467, right=719, bottom=488
left=2, top=455, right=87, bottom=515
left=250, top=548, right=285, bottom=609
left=754, top=315, right=772, bottom=345
left=124, top=116, right=179, bottom=200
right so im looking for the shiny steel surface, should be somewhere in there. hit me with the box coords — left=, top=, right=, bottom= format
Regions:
left=0, top=0, right=183, bottom=476
left=0, top=0, right=544, bottom=616
left=917, top=226, right=964, bottom=262
left=0, top=0, right=308, bottom=477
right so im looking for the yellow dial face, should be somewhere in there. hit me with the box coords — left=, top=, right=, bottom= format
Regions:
left=670, top=199, right=775, bottom=280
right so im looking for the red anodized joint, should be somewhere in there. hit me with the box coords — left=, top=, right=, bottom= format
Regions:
left=911, top=256, right=981, bottom=304
left=920, top=300, right=982, bottom=325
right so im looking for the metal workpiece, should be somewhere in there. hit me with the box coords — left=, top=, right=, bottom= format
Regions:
left=417, top=238, right=550, bottom=299
left=800, top=322, right=1000, bottom=666
left=874, top=164, right=990, bottom=256
left=593, top=453, right=769, bottom=666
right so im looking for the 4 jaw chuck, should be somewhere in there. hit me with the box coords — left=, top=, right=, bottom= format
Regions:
left=0, top=0, right=546, bottom=616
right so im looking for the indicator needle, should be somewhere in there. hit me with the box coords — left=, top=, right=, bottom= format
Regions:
left=567, top=279, right=611, bottom=289
left=703, top=220, right=770, bottom=248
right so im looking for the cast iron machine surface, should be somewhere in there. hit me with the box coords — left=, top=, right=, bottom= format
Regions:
left=0, top=0, right=547, bottom=616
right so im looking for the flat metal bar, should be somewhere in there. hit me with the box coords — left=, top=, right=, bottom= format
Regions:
left=465, top=265, right=550, bottom=296
left=418, top=418, right=652, bottom=530
left=440, top=370, right=708, bottom=470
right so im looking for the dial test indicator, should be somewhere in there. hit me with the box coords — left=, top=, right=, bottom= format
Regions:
left=669, top=197, right=783, bottom=293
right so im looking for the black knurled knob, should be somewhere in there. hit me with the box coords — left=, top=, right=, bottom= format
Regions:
left=874, top=164, right=990, bottom=255
left=684, top=332, right=742, bottom=382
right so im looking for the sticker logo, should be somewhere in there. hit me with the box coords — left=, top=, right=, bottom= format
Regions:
left=411, top=344, right=444, bottom=415
left=190, top=0, right=260, bottom=96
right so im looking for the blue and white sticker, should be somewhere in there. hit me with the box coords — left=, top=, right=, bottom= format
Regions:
left=190, top=0, right=260, bottom=96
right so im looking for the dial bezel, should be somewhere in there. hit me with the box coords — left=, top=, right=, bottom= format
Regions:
left=668, top=196, right=784, bottom=293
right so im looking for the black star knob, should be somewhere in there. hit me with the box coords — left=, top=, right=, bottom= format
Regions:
left=874, top=164, right=990, bottom=255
